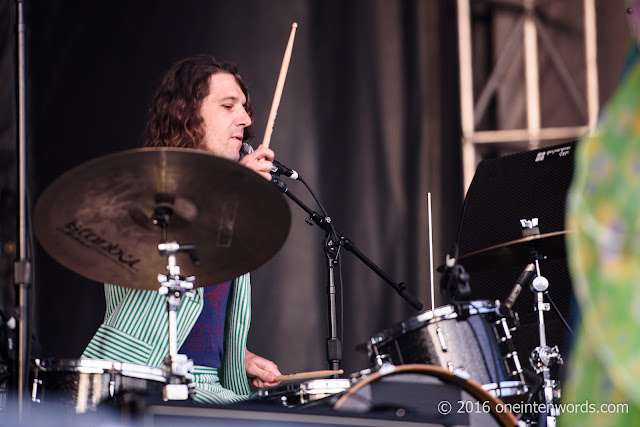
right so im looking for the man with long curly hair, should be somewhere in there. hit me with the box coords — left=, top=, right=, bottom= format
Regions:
left=82, top=54, right=282, bottom=404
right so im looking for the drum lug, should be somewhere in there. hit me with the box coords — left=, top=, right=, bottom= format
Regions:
left=530, top=345, right=563, bottom=373
left=436, top=327, right=448, bottom=352
left=512, top=351, right=524, bottom=374
left=497, top=318, right=513, bottom=341
left=31, top=378, right=43, bottom=403
left=373, top=352, right=391, bottom=368
left=163, top=383, right=190, bottom=401
left=452, top=367, right=470, bottom=380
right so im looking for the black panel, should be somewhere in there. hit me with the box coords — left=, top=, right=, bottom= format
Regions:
left=454, top=142, right=578, bottom=373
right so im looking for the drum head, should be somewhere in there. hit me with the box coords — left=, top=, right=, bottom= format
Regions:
left=334, top=364, right=517, bottom=427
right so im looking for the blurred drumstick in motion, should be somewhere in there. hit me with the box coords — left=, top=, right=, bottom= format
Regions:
left=261, top=22, right=298, bottom=149
left=274, top=369, right=343, bottom=382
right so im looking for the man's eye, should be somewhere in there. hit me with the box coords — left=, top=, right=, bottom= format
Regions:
left=222, top=105, right=232, bottom=109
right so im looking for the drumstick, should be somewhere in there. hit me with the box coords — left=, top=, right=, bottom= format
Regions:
left=261, top=22, right=298, bottom=149
left=274, top=369, right=343, bottom=382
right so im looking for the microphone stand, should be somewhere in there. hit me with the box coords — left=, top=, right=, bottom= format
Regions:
left=271, top=178, right=423, bottom=371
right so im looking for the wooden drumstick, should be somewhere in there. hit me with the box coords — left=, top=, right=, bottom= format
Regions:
left=274, top=369, right=343, bottom=382
left=261, top=22, right=298, bottom=149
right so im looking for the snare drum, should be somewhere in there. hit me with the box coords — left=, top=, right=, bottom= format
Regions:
left=32, top=358, right=166, bottom=414
left=367, top=300, right=527, bottom=400
left=335, top=364, right=517, bottom=426
left=255, top=378, right=351, bottom=407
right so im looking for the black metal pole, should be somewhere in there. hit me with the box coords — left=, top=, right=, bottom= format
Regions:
left=15, top=0, right=32, bottom=417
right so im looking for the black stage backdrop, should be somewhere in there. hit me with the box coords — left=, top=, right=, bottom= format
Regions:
left=0, top=0, right=629, bottom=381
left=20, top=0, right=464, bottom=378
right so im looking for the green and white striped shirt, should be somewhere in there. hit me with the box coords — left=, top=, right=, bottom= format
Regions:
left=82, top=273, right=252, bottom=404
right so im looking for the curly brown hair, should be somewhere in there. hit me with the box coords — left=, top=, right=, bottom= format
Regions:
left=143, top=54, right=254, bottom=149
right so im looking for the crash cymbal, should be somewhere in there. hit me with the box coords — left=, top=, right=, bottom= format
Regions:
left=438, top=231, right=569, bottom=273
left=34, top=147, right=291, bottom=290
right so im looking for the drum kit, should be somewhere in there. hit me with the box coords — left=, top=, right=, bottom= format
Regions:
left=255, top=220, right=569, bottom=426
left=3, top=146, right=569, bottom=426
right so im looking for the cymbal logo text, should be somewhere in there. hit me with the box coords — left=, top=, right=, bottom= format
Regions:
left=58, top=219, right=141, bottom=273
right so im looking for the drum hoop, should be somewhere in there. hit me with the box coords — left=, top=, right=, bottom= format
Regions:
left=333, top=364, right=517, bottom=427
left=369, top=300, right=498, bottom=346
left=257, top=378, right=351, bottom=398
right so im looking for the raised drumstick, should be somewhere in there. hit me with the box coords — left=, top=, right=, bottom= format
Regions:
left=274, top=369, right=343, bottom=382
left=261, top=22, right=298, bottom=149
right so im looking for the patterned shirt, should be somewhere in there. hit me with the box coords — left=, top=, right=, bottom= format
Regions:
left=561, top=62, right=640, bottom=425
left=180, top=281, right=231, bottom=368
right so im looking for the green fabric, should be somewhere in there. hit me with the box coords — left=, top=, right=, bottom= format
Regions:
left=561, top=64, right=640, bottom=424
left=82, top=273, right=252, bottom=403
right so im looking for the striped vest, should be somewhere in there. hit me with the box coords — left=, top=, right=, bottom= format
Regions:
left=82, top=273, right=252, bottom=400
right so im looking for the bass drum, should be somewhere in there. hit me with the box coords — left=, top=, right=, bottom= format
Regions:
left=32, top=358, right=166, bottom=414
left=334, top=364, right=517, bottom=427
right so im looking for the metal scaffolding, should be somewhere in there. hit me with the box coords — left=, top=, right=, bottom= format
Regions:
left=457, top=0, right=599, bottom=192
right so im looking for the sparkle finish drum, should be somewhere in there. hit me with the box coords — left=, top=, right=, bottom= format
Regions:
left=367, top=300, right=527, bottom=400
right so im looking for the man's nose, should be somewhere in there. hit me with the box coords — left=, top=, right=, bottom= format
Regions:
left=239, top=110, right=252, bottom=127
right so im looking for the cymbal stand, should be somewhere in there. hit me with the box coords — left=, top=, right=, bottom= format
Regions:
left=154, top=205, right=196, bottom=400
left=520, top=218, right=563, bottom=426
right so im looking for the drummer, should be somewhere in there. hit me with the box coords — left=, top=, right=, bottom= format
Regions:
left=82, top=54, right=282, bottom=404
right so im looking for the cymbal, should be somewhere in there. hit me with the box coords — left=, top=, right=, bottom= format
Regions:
left=34, top=148, right=291, bottom=290
left=438, top=231, right=569, bottom=273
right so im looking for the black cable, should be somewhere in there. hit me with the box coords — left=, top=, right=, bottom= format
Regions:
left=544, top=291, right=574, bottom=337
left=299, top=177, right=331, bottom=225
left=337, top=250, right=344, bottom=357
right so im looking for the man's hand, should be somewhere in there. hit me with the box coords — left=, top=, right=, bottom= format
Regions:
left=245, top=349, right=282, bottom=388
left=239, top=144, right=274, bottom=181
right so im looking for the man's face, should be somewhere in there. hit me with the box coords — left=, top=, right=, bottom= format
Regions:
left=200, top=73, right=252, bottom=161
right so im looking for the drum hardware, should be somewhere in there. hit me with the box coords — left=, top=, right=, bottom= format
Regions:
left=439, top=243, right=472, bottom=302
left=435, top=219, right=572, bottom=422
left=271, top=177, right=423, bottom=372
left=519, top=218, right=563, bottom=426
left=153, top=206, right=197, bottom=401
left=436, top=327, right=448, bottom=351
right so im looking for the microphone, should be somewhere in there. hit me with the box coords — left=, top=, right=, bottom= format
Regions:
left=271, top=159, right=299, bottom=180
left=503, top=263, right=535, bottom=310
